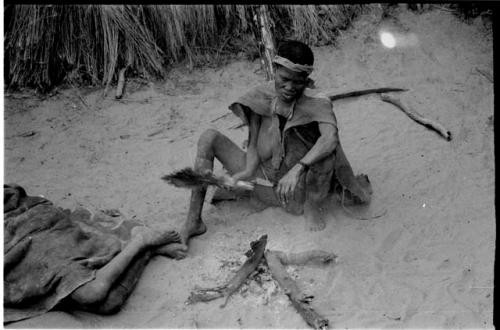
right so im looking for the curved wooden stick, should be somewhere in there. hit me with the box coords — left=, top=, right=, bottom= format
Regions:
left=380, top=94, right=452, bottom=141
left=326, top=87, right=408, bottom=101
left=229, top=88, right=408, bottom=129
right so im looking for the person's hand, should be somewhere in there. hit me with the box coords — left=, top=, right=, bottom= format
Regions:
left=275, top=164, right=303, bottom=205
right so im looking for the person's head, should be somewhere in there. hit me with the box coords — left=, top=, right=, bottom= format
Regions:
left=273, top=40, right=314, bottom=103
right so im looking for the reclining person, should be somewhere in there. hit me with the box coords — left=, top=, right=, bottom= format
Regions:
left=161, top=40, right=372, bottom=260
left=4, top=184, right=180, bottom=322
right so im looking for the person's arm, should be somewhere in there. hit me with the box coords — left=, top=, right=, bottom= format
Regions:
left=297, top=122, right=338, bottom=167
left=232, top=106, right=262, bottom=182
left=276, top=122, right=338, bottom=204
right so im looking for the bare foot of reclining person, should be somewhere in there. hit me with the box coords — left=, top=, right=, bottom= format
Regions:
left=131, top=226, right=181, bottom=247
left=155, top=218, right=207, bottom=259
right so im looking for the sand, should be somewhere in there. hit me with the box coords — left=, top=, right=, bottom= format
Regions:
left=3, top=8, right=494, bottom=329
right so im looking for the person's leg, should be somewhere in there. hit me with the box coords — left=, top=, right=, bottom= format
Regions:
left=90, top=250, right=153, bottom=314
left=68, top=227, right=179, bottom=310
left=304, top=197, right=327, bottom=231
left=304, top=171, right=333, bottom=232
left=159, top=129, right=249, bottom=259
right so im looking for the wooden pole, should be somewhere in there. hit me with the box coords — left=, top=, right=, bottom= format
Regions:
left=255, top=5, right=276, bottom=81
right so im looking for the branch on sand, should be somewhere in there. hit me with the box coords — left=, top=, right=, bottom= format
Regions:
left=325, top=87, right=408, bottom=101
left=266, top=250, right=330, bottom=330
left=187, top=235, right=335, bottom=329
left=380, top=94, right=452, bottom=141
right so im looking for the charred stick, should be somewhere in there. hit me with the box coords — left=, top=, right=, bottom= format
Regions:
left=220, top=234, right=268, bottom=307
left=187, top=235, right=268, bottom=307
left=265, top=250, right=329, bottom=329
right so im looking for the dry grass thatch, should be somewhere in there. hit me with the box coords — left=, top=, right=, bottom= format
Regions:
left=4, top=4, right=366, bottom=92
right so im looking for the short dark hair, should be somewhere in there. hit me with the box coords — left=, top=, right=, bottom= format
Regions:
left=277, top=40, right=314, bottom=66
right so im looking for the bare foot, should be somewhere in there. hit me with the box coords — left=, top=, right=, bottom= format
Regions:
left=305, top=205, right=327, bottom=232
left=131, top=226, right=181, bottom=247
left=155, top=220, right=207, bottom=259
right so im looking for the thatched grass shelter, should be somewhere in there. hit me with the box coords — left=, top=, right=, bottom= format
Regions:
left=3, top=4, right=365, bottom=91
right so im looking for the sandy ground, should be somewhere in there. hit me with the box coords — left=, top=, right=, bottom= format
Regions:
left=3, top=8, right=494, bottom=329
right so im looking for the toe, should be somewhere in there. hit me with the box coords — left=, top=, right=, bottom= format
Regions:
left=167, top=230, right=181, bottom=243
left=155, top=243, right=188, bottom=259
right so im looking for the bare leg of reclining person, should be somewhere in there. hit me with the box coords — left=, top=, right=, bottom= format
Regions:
left=158, top=129, right=281, bottom=260
left=67, top=227, right=179, bottom=314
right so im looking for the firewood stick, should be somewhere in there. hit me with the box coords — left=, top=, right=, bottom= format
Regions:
left=265, top=250, right=329, bottom=330
left=187, top=235, right=267, bottom=307
left=380, top=94, right=452, bottom=141
left=271, top=250, right=336, bottom=266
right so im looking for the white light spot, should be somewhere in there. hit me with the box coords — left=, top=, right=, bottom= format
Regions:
left=422, top=203, right=426, bottom=208
left=380, top=32, right=396, bottom=48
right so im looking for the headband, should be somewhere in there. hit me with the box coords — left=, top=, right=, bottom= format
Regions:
left=273, top=55, right=314, bottom=75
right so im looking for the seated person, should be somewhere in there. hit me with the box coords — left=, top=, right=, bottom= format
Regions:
left=4, top=184, right=180, bottom=323
left=161, top=40, right=372, bottom=260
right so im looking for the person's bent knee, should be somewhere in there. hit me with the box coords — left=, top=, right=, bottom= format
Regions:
left=197, top=129, right=221, bottom=153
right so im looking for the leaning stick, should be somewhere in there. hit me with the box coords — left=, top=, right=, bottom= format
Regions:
left=380, top=94, right=452, bottom=141
left=115, top=68, right=127, bottom=99
left=187, top=235, right=267, bottom=307
left=326, top=87, right=408, bottom=101
left=266, top=250, right=329, bottom=330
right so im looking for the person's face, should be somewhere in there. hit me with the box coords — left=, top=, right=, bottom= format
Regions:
left=274, top=65, right=309, bottom=103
